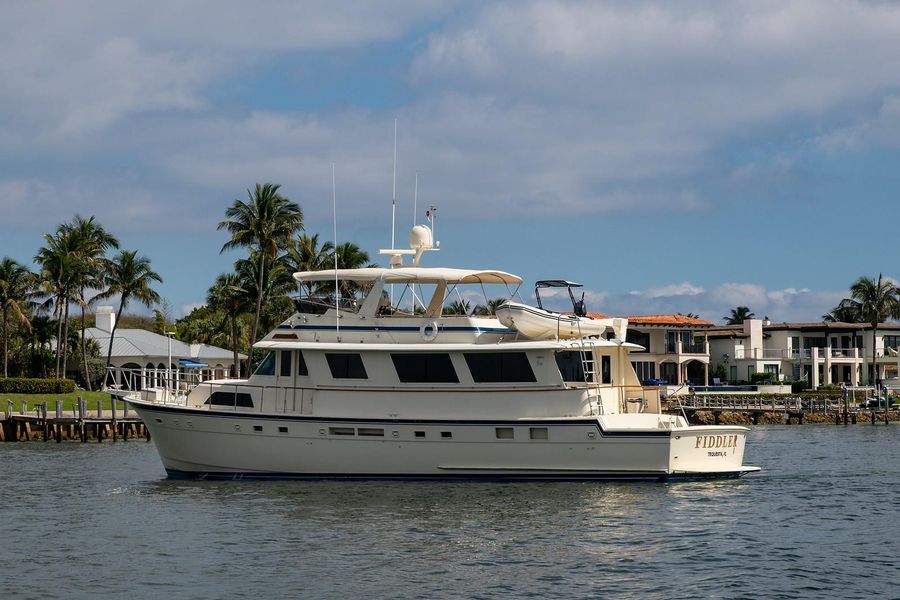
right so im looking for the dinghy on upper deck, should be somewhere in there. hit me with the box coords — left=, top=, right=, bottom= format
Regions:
left=497, top=280, right=627, bottom=341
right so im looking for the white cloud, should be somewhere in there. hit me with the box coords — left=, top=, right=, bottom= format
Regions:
left=0, top=1, right=452, bottom=139
left=815, top=94, right=900, bottom=153
left=178, top=302, right=205, bottom=318
left=630, top=282, right=704, bottom=299
left=0, top=177, right=212, bottom=233
left=3, top=0, right=900, bottom=231
left=579, top=281, right=848, bottom=324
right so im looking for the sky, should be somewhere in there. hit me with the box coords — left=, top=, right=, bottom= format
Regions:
left=2, top=0, right=899, bottom=324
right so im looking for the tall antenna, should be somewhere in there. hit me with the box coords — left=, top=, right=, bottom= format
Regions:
left=391, top=117, right=398, bottom=250
left=332, top=162, right=339, bottom=339
left=390, top=118, right=398, bottom=306
left=413, top=172, right=418, bottom=227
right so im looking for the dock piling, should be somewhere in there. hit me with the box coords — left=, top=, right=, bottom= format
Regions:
left=41, top=402, right=48, bottom=441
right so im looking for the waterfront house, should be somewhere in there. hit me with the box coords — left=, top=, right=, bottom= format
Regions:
left=624, top=314, right=713, bottom=389
left=707, top=319, right=900, bottom=387
left=84, top=306, right=244, bottom=390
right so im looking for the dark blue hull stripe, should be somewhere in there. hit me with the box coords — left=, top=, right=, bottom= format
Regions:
left=165, top=469, right=748, bottom=482
left=133, top=403, right=671, bottom=438
left=277, top=324, right=515, bottom=334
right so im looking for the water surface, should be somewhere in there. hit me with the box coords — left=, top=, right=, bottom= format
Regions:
left=1, top=426, right=899, bottom=599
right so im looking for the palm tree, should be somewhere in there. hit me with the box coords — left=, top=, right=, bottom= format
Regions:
left=473, top=297, right=507, bottom=316
left=849, top=274, right=900, bottom=393
left=207, top=273, right=253, bottom=377
left=34, top=232, right=80, bottom=378
left=287, top=233, right=334, bottom=295
left=335, top=242, right=371, bottom=297
left=95, top=250, right=162, bottom=386
left=218, top=183, right=303, bottom=368
left=724, top=306, right=755, bottom=325
left=0, top=258, right=35, bottom=378
left=29, top=315, right=54, bottom=377
left=445, top=299, right=471, bottom=316
left=61, top=216, right=119, bottom=390
left=822, top=298, right=863, bottom=323
left=233, top=251, right=296, bottom=374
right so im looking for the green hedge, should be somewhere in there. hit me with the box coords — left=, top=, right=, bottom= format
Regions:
left=0, top=378, right=76, bottom=394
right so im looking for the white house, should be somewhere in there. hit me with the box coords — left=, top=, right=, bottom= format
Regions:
left=707, top=318, right=900, bottom=387
left=84, top=306, right=244, bottom=390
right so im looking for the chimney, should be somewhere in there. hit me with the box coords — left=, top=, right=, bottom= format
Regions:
left=95, top=306, right=116, bottom=332
left=743, top=318, right=763, bottom=352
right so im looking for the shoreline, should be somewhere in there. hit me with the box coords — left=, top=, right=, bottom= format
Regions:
left=678, top=409, right=900, bottom=425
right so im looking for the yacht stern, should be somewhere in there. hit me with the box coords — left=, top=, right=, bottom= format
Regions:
left=668, top=425, right=760, bottom=479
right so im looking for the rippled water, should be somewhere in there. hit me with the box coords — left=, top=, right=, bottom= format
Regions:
left=2, top=426, right=899, bottom=599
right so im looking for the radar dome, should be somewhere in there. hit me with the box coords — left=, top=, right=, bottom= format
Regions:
left=409, top=225, right=433, bottom=249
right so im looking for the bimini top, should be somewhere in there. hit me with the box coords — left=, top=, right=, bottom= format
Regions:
left=535, top=280, right=582, bottom=288
left=293, top=267, right=522, bottom=285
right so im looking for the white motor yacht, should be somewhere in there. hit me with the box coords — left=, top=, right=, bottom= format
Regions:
left=116, top=224, right=759, bottom=481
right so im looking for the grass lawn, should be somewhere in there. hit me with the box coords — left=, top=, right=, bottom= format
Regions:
left=2, top=390, right=121, bottom=414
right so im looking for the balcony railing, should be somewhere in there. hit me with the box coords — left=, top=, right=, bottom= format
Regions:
left=734, top=348, right=788, bottom=359
left=665, top=341, right=710, bottom=355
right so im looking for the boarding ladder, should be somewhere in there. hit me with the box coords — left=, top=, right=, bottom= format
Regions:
left=575, top=319, right=603, bottom=416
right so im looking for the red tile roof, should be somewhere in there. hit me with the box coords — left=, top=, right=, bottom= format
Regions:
left=625, top=314, right=714, bottom=327
left=563, top=312, right=712, bottom=327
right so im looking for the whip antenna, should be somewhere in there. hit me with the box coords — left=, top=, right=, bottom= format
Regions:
left=333, top=162, right=339, bottom=339
left=391, top=117, right=397, bottom=251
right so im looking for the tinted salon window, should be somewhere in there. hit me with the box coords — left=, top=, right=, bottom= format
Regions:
left=326, top=353, right=368, bottom=379
left=464, top=352, right=536, bottom=383
left=391, top=353, right=459, bottom=383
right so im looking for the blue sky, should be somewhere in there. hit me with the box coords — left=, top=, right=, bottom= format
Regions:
left=2, top=0, right=899, bottom=323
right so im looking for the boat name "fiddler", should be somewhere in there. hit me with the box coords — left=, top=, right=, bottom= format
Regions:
left=694, top=434, right=739, bottom=449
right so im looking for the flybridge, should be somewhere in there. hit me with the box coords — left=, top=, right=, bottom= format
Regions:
left=292, top=267, right=522, bottom=285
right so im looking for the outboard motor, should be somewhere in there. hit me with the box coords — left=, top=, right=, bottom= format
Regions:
left=574, top=292, right=587, bottom=317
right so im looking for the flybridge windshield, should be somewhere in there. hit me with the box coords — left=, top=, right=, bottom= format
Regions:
left=291, top=271, right=524, bottom=318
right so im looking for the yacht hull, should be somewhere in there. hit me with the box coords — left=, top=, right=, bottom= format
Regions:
left=130, top=401, right=758, bottom=482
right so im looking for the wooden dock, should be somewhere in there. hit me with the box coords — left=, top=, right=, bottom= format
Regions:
left=670, top=395, right=894, bottom=425
left=1, top=397, right=149, bottom=442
